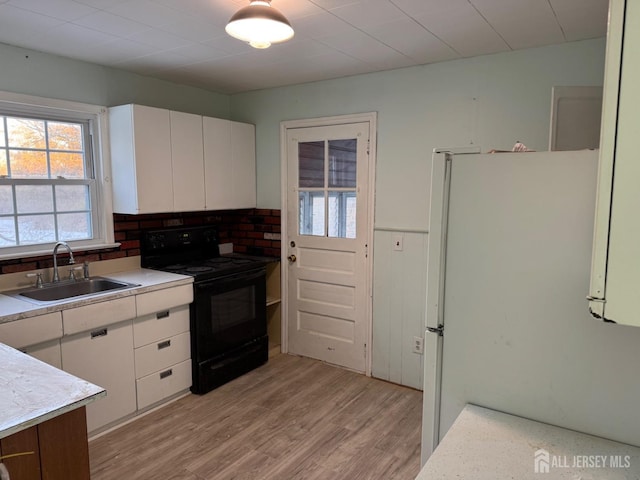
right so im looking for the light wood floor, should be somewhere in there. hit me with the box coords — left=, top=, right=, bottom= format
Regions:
left=89, top=352, right=423, bottom=480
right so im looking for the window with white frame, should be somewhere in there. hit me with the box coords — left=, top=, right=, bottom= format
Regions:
left=0, top=93, right=114, bottom=258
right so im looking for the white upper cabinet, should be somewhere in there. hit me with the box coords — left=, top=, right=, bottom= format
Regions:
left=589, top=0, right=640, bottom=326
left=203, top=117, right=256, bottom=210
left=109, top=104, right=256, bottom=214
left=170, top=110, right=206, bottom=212
left=109, top=104, right=173, bottom=214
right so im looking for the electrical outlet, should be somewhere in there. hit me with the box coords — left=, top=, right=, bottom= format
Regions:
left=393, top=234, right=404, bottom=251
left=412, top=336, right=424, bottom=354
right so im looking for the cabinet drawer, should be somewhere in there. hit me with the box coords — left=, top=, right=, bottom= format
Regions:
left=0, top=312, right=62, bottom=349
left=133, top=305, right=190, bottom=348
left=63, top=296, right=136, bottom=335
left=134, top=331, right=190, bottom=378
left=136, top=284, right=193, bottom=317
left=136, top=359, right=191, bottom=410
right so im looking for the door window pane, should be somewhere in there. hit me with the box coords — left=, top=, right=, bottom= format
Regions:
left=329, top=139, right=357, bottom=188
left=328, top=191, right=356, bottom=238
left=299, top=141, right=324, bottom=188
left=299, top=191, right=325, bottom=236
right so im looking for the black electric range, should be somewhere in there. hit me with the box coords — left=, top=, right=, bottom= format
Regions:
left=141, top=225, right=269, bottom=394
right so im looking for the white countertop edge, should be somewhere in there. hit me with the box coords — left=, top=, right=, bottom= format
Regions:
left=416, top=404, right=640, bottom=479
left=0, top=390, right=106, bottom=440
left=0, top=268, right=193, bottom=324
left=0, top=343, right=106, bottom=440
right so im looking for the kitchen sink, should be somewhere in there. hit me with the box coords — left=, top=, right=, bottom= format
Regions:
left=10, top=277, right=139, bottom=304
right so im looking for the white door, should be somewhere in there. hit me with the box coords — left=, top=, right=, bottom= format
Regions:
left=285, top=121, right=372, bottom=373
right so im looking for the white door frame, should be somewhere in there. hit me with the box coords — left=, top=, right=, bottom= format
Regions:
left=280, top=112, right=377, bottom=376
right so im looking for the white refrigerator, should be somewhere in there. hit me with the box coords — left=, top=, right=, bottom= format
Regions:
left=421, top=149, right=640, bottom=464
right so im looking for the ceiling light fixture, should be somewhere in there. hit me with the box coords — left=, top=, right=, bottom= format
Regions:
left=225, top=0, right=294, bottom=49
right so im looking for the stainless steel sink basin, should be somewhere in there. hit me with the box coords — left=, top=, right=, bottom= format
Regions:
left=10, top=277, right=139, bottom=304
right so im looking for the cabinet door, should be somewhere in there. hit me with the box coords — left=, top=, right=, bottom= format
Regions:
left=61, top=321, right=136, bottom=433
left=203, top=116, right=234, bottom=210
left=170, top=111, right=205, bottom=211
left=589, top=0, right=640, bottom=326
left=24, top=339, right=62, bottom=369
left=231, top=121, right=257, bottom=208
left=109, top=104, right=173, bottom=214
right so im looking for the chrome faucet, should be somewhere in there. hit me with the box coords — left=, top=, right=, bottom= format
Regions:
left=52, top=241, right=75, bottom=282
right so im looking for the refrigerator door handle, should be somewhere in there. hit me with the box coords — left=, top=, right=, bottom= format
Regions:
left=426, top=324, right=444, bottom=336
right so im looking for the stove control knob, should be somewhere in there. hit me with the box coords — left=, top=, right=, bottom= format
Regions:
left=288, top=254, right=297, bottom=263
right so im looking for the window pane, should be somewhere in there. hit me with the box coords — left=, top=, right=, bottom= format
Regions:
left=328, top=191, right=356, bottom=238
left=56, top=185, right=90, bottom=212
left=7, top=117, right=46, bottom=149
left=0, top=186, right=14, bottom=214
left=329, top=139, right=357, bottom=188
left=58, top=212, right=92, bottom=240
left=50, top=152, right=85, bottom=178
left=299, top=141, right=324, bottom=188
left=0, top=217, right=16, bottom=246
left=0, top=118, right=5, bottom=147
left=16, top=185, right=53, bottom=214
left=9, top=150, right=48, bottom=178
left=299, top=190, right=325, bottom=236
left=18, top=214, right=55, bottom=244
left=0, top=150, right=7, bottom=176
left=48, top=122, right=82, bottom=151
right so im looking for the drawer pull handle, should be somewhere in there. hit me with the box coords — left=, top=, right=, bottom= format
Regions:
left=91, top=328, right=108, bottom=339
left=157, top=340, right=171, bottom=350
left=156, top=311, right=170, bottom=319
left=160, top=369, right=173, bottom=379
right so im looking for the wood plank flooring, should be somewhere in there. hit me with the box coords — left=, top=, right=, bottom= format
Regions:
left=89, top=353, right=423, bottom=480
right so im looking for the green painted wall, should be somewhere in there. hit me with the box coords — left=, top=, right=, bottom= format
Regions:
left=231, top=37, right=607, bottom=389
left=0, top=43, right=230, bottom=117
left=232, top=38, right=606, bottom=230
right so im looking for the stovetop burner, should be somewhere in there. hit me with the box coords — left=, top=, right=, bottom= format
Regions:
left=141, top=225, right=268, bottom=281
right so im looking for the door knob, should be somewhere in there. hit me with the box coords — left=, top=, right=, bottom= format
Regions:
left=288, top=254, right=297, bottom=263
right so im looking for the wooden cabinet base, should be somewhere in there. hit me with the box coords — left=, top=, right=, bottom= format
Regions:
left=0, top=407, right=90, bottom=480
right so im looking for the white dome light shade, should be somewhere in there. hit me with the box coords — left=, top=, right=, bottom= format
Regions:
left=225, top=1, right=294, bottom=49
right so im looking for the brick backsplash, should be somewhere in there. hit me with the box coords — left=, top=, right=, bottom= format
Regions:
left=0, top=209, right=281, bottom=275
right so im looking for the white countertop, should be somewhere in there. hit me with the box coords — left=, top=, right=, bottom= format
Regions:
left=0, top=342, right=105, bottom=439
left=0, top=268, right=192, bottom=324
left=417, top=404, right=640, bottom=480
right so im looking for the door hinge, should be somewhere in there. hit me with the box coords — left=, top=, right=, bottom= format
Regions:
left=364, top=343, right=367, bottom=358
left=367, top=139, right=370, bottom=155
left=364, top=243, right=368, bottom=258
left=426, top=324, right=444, bottom=336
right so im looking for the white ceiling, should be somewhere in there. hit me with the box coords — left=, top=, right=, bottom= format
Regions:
left=0, top=0, right=609, bottom=95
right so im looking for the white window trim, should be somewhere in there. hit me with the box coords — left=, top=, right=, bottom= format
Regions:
left=0, top=91, right=117, bottom=260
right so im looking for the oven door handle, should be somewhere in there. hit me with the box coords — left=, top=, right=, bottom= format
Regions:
left=195, top=268, right=265, bottom=290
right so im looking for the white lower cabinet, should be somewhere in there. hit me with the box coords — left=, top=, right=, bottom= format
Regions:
left=133, top=305, right=191, bottom=410
left=23, top=339, right=62, bottom=369
left=61, top=320, right=137, bottom=433
left=2, top=283, right=193, bottom=434
left=0, top=312, right=63, bottom=368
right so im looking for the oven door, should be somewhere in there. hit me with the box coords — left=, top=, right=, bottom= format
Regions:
left=192, top=267, right=266, bottom=361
